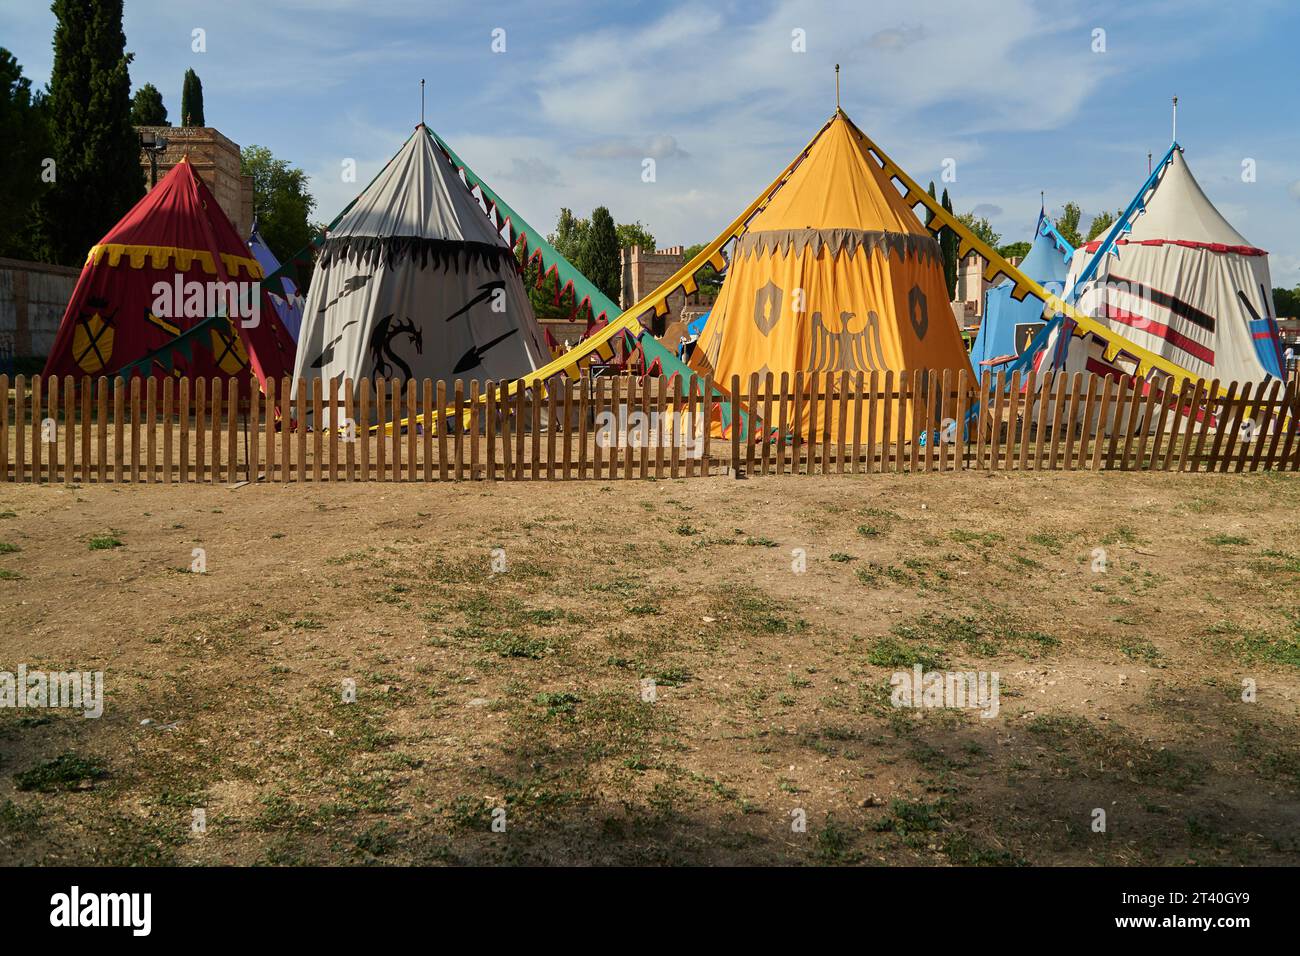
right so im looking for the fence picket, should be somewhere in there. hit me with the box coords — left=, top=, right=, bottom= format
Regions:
left=65, top=377, right=77, bottom=483
left=1202, top=382, right=1238, bottom=473
left=989, top=371, right=1005, bottom=472
left=953, top=369, right=969, bottom=471
left=866, top=370, right=881, bottom=473
left=357, top=379, right=371, bottom=482
left=31, top=375, right=42, bottom=482
left=563, top=378, right=575, bottom=480
left=1261, top=381, right=1292, bottom=470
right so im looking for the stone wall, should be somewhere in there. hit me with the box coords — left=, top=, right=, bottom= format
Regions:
left=621, top=245, right=688, bottom=335
left=0, top=256, right=81, bottom=370
left=137, top=125, right=254, bottom=237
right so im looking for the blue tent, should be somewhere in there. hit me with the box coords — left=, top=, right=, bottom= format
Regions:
left=247, top=221, right=304, bottom=342
left=969, top=211, right=1072, bottom=375
left=686, top=311, right=710, bottom=338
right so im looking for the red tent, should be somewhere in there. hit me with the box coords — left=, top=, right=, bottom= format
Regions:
left=43, top=157, right=297, bottom=388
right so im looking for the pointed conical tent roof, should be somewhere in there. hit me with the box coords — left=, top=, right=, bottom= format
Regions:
left=292, top=126, right=549, bottom=390
left=690, top=111, right=969, bottom=434
left=970, top=211, right=1072, bottom=372
left=1051, top=147, right=1282, bottom=382
left=248, top=223, right=304, bottom=342
left=43, top=158, right=298, bottom=385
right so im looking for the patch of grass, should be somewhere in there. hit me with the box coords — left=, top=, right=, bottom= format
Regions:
left=950, top=529, right=1004, bottom=547
left=0, top=569, right=23, bottom=580
left=867, top=635, right=944, bottom=671
left=744, top=536, right=778, bottom=547
left=857, top=524, right=886, bottom=538
left=87, top=535, right=123, bottom=550
left=1101, top=526, right=1139, bottom=546
left=1206, top=620, right=1300, bottom=669
left=1119, top=635, right=1162, bottom=663
left=829, top=553, right=855, bottom=563
left=875, top=798, right=944, bottom=835
left=535, top=691, right=581, bottom=717
left=717, top=587, right=806, bottom=634
left=483, top=632, right=550, bottom=659
left=0, top=542, right=20, bottom=554
left=814, top=814, right=858, bottom=863
left=354, top=822, right=397, bottom=857
left=1207, top=533, right=1249, bottom=547
left=893, top=609, right=1058, bottom=658
left=1027, top=532, right=1065, bottom=553
left=14, top=753, right=107, bottom=792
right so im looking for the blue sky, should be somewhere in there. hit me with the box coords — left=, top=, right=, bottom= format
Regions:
left=5, top=0, right=1299, bottom=283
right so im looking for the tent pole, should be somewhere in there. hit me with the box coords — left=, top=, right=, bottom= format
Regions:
left=420, top=78, right=425, bottom=126
left=1171, top=95, right=1177, bottom=144
left=834, top=64, right=840, bottom=111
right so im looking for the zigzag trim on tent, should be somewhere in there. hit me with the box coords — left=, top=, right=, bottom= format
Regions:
left=848, top=118, right=1212, bottom=394
left=87, top=243, right=264, bottom=280
left=426, top=128, right=621, bottom=329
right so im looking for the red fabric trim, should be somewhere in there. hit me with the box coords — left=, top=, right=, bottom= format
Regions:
left=1103, top=306, right=1216, bottom=364
left=1082, top=238, right=1266, bottom=256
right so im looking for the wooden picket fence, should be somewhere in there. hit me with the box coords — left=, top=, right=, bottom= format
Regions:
left=728, top=368, right=1300, bottom=475
left=0, top=373, right=715, bottom=483
left=1, top=368, right=1296, bottom=483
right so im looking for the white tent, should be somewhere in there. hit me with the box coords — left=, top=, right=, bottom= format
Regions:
left=292, top=126, right=550, bottom=392
left=1042, top=147, right=1283, bottom=386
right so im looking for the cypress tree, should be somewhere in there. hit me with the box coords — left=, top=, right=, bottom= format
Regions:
left=181, top=68, right=204, bottom=126
left=939, top=188, right=958, bottom=300
left=33, top=0, right=143, bottom=266
left=0, top=49, right=52, bottom=260
left=130, top=82, right=168, bottom=125
left=578, top=206, right=621, bottom=304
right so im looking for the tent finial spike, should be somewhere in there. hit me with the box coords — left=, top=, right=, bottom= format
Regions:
left=1171, top=95, right=1178, bottom=145
left=835, top=64, right=840, bottom=112
left=420, top=78, right=425, bottom=127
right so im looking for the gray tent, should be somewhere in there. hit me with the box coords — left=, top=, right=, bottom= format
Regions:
left=292, top=126, right=549, bottom=394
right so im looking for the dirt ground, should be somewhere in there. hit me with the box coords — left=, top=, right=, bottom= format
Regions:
left=0, top=469, right=1298, bottom=866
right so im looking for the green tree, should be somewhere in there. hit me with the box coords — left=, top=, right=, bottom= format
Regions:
left=939, top=188, right=958, bottom=299
left=241, top=145, right=317, bottom=287
left=682, top=242, right=722, bottom=297
left=130, top=82, right=168, bottom=125
left=998, top=241, right=1031, bottom=262
left=1085, top=209, right=1122, bottom=243
left=548, top=208, right=588, bottom=262
left=32, top=1, right=143, bottom=266
left=1054, top=202, right=1083, bottom=248
left=1274, top=286, right=1300, bottom=318
left=0, top=49, right=52, bottom=260
left=957, top=211, right=1000, bottom=249
left=616, top=221, right=655, bottom=253
left=925, top=181, right=938, bottom=229
left=515, top=248, right=570, bottom=322
left=181, top=68, right=204, bottom=126
left=578, top=206, right=621, bottom=304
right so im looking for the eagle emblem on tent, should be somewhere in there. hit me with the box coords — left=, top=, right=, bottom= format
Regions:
left=809, top=309, right=887, bottom=373
left=71, top=299, right=116, bottom=373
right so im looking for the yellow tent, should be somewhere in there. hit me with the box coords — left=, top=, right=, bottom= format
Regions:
left=690, top=110, right=970, bottom=437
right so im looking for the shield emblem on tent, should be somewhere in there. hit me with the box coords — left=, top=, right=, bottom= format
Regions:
left=72, top=311, right=114, bottom=373
left=210, top=322, right=249, bottom=374
left=752, top=281, right=783, bottom=336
